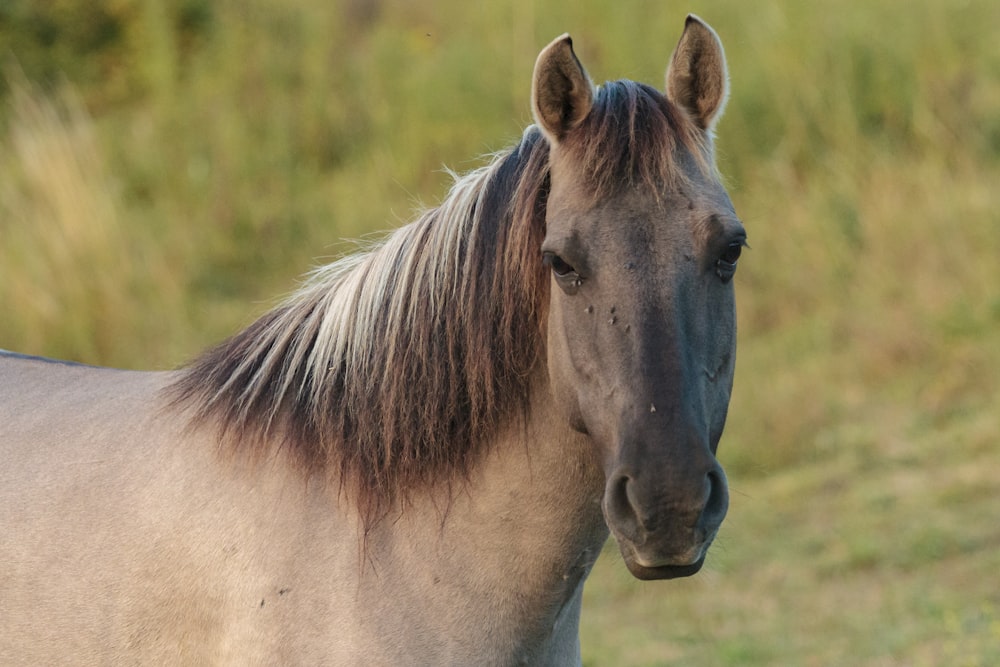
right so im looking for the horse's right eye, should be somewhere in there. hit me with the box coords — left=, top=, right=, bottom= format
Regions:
left=543, top=252, right=576, bottom=277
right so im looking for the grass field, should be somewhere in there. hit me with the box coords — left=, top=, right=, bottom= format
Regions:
left=2, top=1, right=998, bottom=664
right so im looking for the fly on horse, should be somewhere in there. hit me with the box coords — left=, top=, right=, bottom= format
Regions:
left=1, top=15, right=745, bottom=665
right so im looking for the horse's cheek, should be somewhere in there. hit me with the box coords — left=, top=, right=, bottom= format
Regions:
left=545, top=303, right=592, bottom=434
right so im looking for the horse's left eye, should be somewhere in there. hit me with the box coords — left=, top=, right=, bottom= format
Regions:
left=715, top=241, right=746, bottom=283
left=720, top=242, right=743, bottom=265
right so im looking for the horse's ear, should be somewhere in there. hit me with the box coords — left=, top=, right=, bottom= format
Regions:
left=532, top=34, right=595, bottom=144
left=665, top=15, right=729, bottom=133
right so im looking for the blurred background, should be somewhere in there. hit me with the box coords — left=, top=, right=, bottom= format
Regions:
left=1, top=0, right=998, bottom=663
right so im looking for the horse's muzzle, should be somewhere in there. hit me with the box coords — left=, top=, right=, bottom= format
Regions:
left=603, top=459, right=729, bottom=580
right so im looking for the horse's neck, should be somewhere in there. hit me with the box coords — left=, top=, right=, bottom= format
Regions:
left=339, top=384, right=609, bottom=663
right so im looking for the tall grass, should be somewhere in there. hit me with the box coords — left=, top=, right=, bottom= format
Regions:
left=0, top=73, right=181, bottom=366
left=1, top=0, right=998, bottom=663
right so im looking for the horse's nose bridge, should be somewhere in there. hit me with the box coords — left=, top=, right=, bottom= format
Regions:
left=601, top=270, right=720, bottom=482
left=622, top=411, right=720, bottom=486
left=622, top=281, right=704, bottom=394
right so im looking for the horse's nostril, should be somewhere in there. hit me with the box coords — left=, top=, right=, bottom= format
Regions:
left=606, top=462, right=728, bottom=541
left=702, top=468, right=729, bottom=526
left=606, top=474, right=642, bottom=540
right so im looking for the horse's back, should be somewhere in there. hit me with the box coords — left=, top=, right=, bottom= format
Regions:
left=0, top=352, right=593, bottom=665
left=0, top=352, right=169, bottom=501
left=1, top=354, right=171, bottom=660
left=0, top=353, right=288, bottom=664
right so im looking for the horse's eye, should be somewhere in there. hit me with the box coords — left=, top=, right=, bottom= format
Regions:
left=720, top=242, right=743, bottom=265
left=715, top=240, right=746, bottom=283
left=543, top=252, right=576, bottom=277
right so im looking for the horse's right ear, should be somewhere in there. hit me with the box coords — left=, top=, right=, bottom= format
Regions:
left=532, top=34, right=595, bottom=144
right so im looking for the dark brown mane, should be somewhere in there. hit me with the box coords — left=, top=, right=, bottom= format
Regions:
left=564, top=80, right=711, bottom=199
left=169, top=127, right=550, bottom=526
left=168, top=83, right=701, bottom=527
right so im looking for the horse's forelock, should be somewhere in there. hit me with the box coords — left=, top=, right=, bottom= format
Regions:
left=561, top=80, right=712, bottom=199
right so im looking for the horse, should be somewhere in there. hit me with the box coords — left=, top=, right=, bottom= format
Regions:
left=0, top=15, right=744, bottom=665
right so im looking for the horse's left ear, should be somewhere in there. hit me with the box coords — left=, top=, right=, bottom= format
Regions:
left=666, top=15, right=729, bottom=133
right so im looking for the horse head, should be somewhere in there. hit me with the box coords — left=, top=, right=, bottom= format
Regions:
left=533, top=16, right=744, bottom=580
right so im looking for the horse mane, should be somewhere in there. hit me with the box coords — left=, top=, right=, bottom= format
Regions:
left=168, top=80, right=708, bottom=526
left=563, top=79, right=712, bottom=198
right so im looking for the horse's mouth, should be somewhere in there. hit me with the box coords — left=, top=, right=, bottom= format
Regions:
left=624, top=555, right=706, bottom=581
left=615, top=537, right=712, bottom=581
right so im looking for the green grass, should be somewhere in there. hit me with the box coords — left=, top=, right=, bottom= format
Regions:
left=2, top=0, right=999, bottom=663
